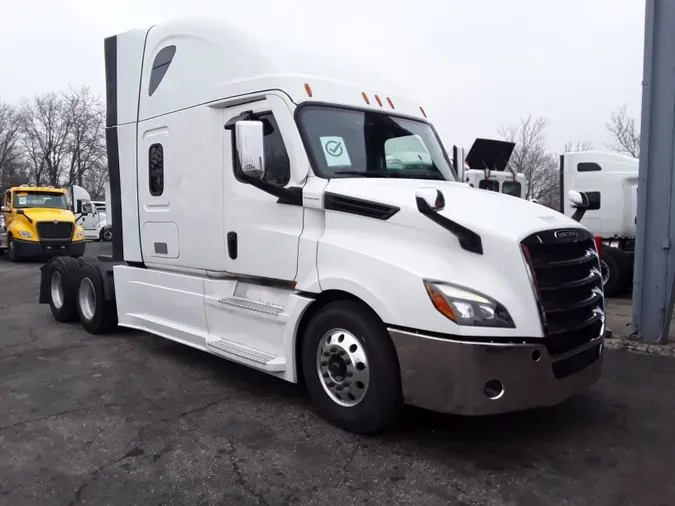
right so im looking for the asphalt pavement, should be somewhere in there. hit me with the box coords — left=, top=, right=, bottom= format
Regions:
left=0, top=242, right=673, bottom=506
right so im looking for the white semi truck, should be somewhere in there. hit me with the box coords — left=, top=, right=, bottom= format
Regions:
left=66, top=185, right=112, bottom=241
left=452, top=139, right=525, bottom=198
left=38, top=18, right=605, bottom=434
left=559, top=151, right=637, bottom=297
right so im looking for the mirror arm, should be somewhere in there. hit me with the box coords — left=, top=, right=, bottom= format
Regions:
left=415, top=197, right=483, bottom=254
left=241, top=174, right=303, bottom=206
left=224, top=111, right=254, bottom=131
left=571, top=208, right=587, bottom=223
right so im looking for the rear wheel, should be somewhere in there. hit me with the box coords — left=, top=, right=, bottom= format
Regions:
left=301, top=300, right=403, bottom=434
left=76, top=263, right=118, bottom=334
left=601, top=246, right=632, bottom=298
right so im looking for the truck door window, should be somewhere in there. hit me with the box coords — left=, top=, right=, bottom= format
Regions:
left=234, top=112, right=290, bottom=187
left=478, top=180, right=499, bottom=191
left=502, top=181, right=522, bottom=197
left=149, top=143, right=164, bottom=196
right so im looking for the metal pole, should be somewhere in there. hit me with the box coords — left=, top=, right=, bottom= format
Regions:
left=632, top=0, right=675, bottom=343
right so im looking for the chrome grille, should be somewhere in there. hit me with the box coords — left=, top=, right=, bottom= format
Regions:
left=521, top=228, right=604, bottom=356
left=36, top=221, right=74, bottom=240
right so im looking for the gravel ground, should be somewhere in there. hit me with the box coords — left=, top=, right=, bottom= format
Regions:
left=0, top=242, right=673, bottom=506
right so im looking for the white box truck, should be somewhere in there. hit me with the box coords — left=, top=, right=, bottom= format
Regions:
left=559, top=151, right=637, bottom=297
left=38, top=17, right=605, bottom=433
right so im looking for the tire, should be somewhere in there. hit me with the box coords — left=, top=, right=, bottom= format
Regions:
left=45, top=257, right=80, bottom=322
left=7, top=236, right=18, bottom=262
left=76, top=262, right=118, bottom=334
left=600, top=246, right=632, bottom=298
left=301, top=300, right=403, bottom=434
left=101, top=227, right=112, bottom=242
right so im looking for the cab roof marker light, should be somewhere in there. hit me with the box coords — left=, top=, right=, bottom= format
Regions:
left=386, top=97, right=395, bottom=109
left=419, top=106, right=427, bottom=118
left=374, top=95, right=383, bottom=106
left=361, top=92, right=370, bottom=104
left=304, top=83, right=313, bottom=97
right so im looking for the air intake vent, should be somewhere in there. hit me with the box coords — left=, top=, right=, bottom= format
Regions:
left=324, top=193, right=399, bottom=220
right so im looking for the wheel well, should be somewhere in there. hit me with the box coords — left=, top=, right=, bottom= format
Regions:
left=294, top=289, right=387, bottom=386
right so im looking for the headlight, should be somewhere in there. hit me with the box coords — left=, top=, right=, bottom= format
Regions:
left=18, top=230, right=33, bottom=239
left=76, top=230, right=85, bottom=238
left=423, top=280, right=515, bottom=328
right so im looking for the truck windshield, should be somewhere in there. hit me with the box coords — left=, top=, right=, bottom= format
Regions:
left=502, top=181, right=522, bottom=198
left=296, top=105, right=455, bottom=181
left=13, top=191, right=69, bottom=210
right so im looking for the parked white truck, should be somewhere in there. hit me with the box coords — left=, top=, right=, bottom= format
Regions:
left=559, top=151, right=637, bottom=297
left=66, top=185, right=112, bottom=241
left=38, top=18, right=605, bottom=433
left=452, top=139, right=525, bottom=198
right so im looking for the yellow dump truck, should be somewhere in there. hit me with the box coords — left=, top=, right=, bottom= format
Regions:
left=0, top=186, right=86, bottom=262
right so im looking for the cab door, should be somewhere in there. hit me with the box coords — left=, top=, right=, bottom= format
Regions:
left=78, top=202, right=99, bottom=239
left=221, top=95, right=305, bottom=282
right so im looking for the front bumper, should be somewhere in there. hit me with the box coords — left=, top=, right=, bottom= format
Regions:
left=389, top=328, right=603, bottom=416
left=13, top=238, right=86, bottom=258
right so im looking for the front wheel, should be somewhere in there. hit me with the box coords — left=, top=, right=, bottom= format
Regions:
left=301, top=300, right=403, bottom=434
left=101, top=227, right=112, bottom=242
left=7, top=236, right=18, bottom=262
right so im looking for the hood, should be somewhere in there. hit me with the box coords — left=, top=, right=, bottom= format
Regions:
left=325, top=178, right=583, bottom=241
left=21, top=208, right=75, bottom=223
left=465, top=138, right=516, bottom=172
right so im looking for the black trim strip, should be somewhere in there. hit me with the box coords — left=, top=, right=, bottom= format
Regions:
left=559, top=154, right=565, bottom=213
left=106, top=127, right=124, bottom=262
left=415, top=194, right=483, bottom=254
left=104, top=35, right=124, bottom=262
left=324, top=192, right=400, bottom=220
left=104, top=36, right=118, bottom=128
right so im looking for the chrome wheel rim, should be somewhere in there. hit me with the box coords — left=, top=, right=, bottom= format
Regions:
left=79, top=278, right=96, bottom=321
left=316, top=329, right=370, bottom=407
left=50, top=271, right=64, bottom=309
left=600, top=259, right=610, bottom=286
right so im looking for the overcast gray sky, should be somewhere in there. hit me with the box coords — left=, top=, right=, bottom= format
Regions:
left=0, top=0, right=645, bottom=152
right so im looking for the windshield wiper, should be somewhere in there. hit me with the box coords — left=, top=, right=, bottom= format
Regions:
left=333, top=170, right=390, bottom=178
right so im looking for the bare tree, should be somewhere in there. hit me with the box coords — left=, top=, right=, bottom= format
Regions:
left=19, top=92, right=73, bottom=186
left=0, top=101, right=25, bottom=191
left=82, top=159, right=109, bottom=200
left=606, top=104, right=640, bottom=158
left=498, top=114, right=560, bottom=208
left=563, top=140, right=594, bottom=152
left=63, top=86, right=107, bottom=187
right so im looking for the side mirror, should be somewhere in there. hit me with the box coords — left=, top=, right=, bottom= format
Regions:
left=568, top=190, right=588, bottom=209
left=235, top=120, right=266, bottom=180
left=415, top=188, right=445, bottom=212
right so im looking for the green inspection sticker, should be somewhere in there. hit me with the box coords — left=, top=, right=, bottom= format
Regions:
left=320, top=136, right=352, bottom=167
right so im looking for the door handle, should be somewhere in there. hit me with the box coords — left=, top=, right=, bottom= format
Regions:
left=227, top=232, right=238, bottom=259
